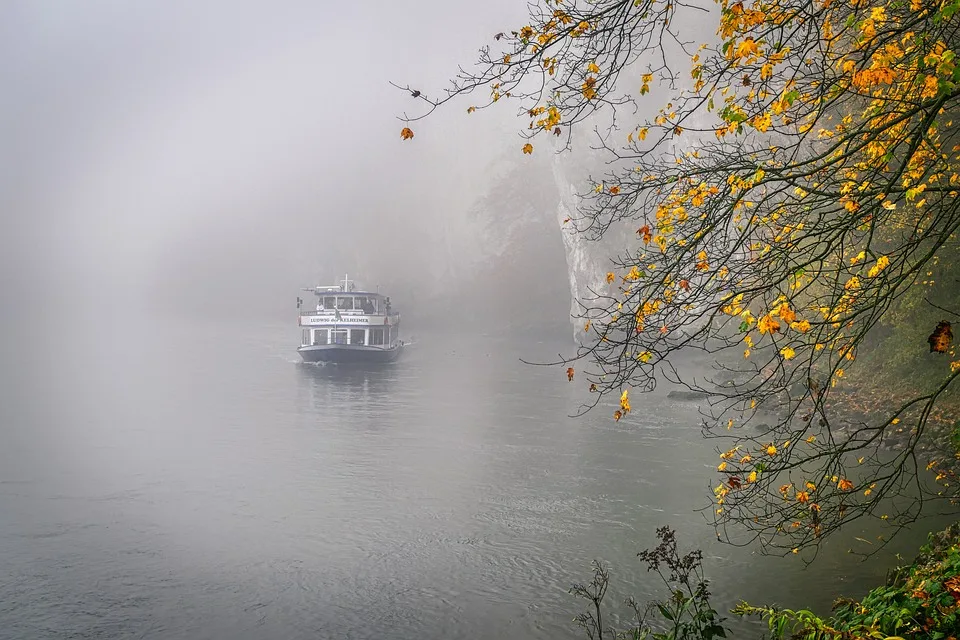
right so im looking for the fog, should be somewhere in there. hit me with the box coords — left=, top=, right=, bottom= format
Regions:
left=1, top=1, right=572, bottom=324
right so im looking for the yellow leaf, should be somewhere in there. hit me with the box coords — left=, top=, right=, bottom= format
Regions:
left=467, top=106, right=476, bottom=114
left=747, top=470, right=757, bottom=483
left=400, top=127, right=414, bottom=140
left=766, top=444, right=777, bottom=456
left=790, top=319, right=811, bottom=333
left=620, top=389, right=631, bottom=413
left=503, top=54, right=512, bottom=64
left=867, top=255, right=890, bottom=278
left=780, top=346, right=796, bottom=360
left=606, top=272, right=615, bottom=283
left=587, top=61, right=600, bottom=74
left=718, top=462, right=728, bottom=472
left=522, top=143, right=534, bottom=155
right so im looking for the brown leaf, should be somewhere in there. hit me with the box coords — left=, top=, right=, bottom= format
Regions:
left=928, top=320, right=953, bottom=353
left=566, top=367, right=575, bottom=382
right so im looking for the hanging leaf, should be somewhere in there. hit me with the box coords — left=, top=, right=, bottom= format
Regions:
left=566, top=367, right=575, bottom=382
left=400, top=127, right=414, bottom=140
left=928, top=321, right=953, bottom=353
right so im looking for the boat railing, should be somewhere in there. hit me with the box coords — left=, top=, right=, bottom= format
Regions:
left=299, top=309, right=398, bottom=317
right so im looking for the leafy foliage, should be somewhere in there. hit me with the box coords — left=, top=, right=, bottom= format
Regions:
left=735, top=523, right=960, bottom=638
left=400, top=0, right=960, bottom=553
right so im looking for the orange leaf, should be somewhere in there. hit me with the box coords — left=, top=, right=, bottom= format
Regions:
left=566, top=367, right=575, bottom=382
left=400, top=127, right=414, bottom=140
left=522, top=143, right=534, bottom=154
left=928, top=321, right=953, bottom=353
left=637, top=225, right=652, bottom=244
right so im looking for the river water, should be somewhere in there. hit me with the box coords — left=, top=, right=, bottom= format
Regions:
left=0, top=318, right=939, bottom=639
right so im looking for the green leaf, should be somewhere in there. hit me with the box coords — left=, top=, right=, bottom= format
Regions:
left=656, top=603, right=675, bottom=621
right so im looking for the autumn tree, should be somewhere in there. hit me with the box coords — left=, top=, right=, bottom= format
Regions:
left=398, top=0, right=960, bottom=554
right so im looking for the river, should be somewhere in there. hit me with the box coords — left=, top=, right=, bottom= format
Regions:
left=0, top=317, right=939, bottom=639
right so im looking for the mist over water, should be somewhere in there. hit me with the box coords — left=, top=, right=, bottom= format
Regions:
left=0, top=318, right=944, bottom=639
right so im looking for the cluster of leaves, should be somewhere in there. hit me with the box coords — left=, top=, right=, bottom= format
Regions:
left=570, top=527, right=727, bottom=640
left=735, top=524, right=960, bottom=638
left=401, top=0, right=960, bottom=553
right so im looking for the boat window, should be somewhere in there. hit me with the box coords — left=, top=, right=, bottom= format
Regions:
left=369, top=328, right=384, bottom=345
left=302, top=330, right=310, bottom=345
left=350, top=329, right=365, bottom=345
left=323, top=296, right=336, bottom=309
left=337, top=296, right=353, bottom=310
left=332, top=330, right=348, bottom=345
left=312, top=329, right=328, bottom=345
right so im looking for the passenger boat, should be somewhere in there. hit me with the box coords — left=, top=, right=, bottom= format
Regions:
left=296, top=275, right=403, bottom=364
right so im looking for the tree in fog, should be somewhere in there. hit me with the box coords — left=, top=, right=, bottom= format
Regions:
left=398, top=0, right=960, bottom=554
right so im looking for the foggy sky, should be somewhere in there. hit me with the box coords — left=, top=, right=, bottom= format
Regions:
left=1, top=1, right=536, bottom=320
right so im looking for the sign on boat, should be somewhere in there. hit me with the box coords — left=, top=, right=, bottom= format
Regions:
left=296, top=274, right=403, bottom=364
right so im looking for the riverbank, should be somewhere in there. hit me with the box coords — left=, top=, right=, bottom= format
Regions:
left=736, top=522, right=960, bottom=638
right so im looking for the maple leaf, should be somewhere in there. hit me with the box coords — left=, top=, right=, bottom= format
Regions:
left=679, top=279, right=690, bottom=291
left=522, top=143, right=534, bottom=154
left=613, top=409, right=623, bottom=421
left=609, top=185, right=620, bottom=195
left=837, top=478, right=854, bottom=491
left=777, top=303, right=796, bottom=323
left=637, top=225, right=652, bottom=244
left=606, top=272, right=616, bottom=283
left=400, top=127, right=414, bottom=140
left=766, top=444, right=777, bottom=456
left=566, top=367, right=575, bottom=382
left=728, top=477, right=742, bottom=489
left=780, top=346, right=796, bottom=360
left=587, top=61, right=600, bottom=73
left=758, top=314, right=781, bottom=335
left=928, top=321, right=953, bottom=353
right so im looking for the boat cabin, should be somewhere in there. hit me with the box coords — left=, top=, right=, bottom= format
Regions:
left=297, top=280, right=400, bottom=350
